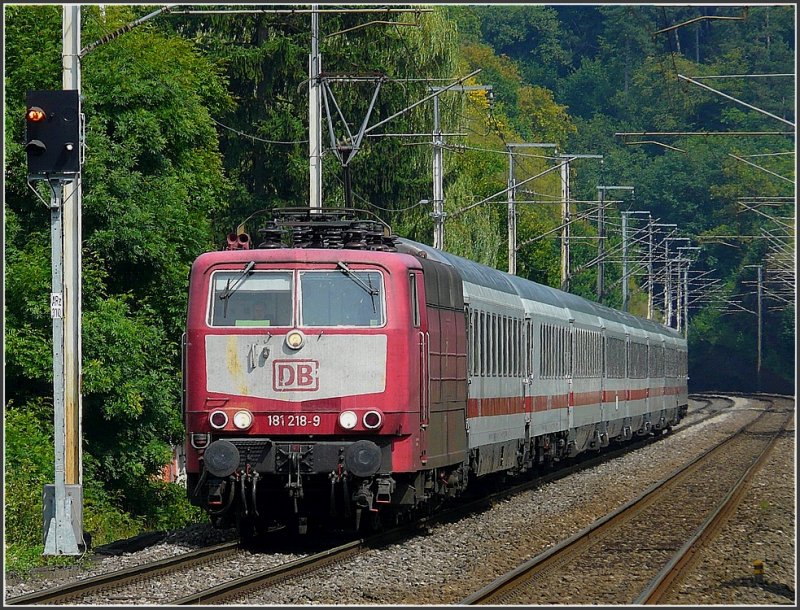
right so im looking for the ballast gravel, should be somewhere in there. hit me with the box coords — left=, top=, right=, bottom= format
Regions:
left=4, top=395, right=795, bottom=606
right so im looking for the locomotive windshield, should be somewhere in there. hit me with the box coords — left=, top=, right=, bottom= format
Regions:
left=300, top=270, right=384, bottom=327
left=207, top=268, right=385, bottom=328
left=209, top=271, right=293, bottom=327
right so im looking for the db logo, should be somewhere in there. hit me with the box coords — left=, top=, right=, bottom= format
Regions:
left=273, top=360, right=319, bottom=391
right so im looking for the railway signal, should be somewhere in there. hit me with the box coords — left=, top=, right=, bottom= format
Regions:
left=28, top=88, right=85, bottom=557
left=25, top=89, right=80, bottom=176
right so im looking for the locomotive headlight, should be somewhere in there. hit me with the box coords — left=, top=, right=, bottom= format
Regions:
left=232, top=410, right=253, bottom=430
left=363, top=410, right=383, bottom=430
left=286, top=330, right=305, bottom=350
left=209, top=410, right=228, bottom=429
left=339, top=410, right=358, bottom=430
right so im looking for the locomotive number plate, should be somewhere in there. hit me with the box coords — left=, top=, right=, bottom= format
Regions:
left=267, top=414, right=322, bottom=427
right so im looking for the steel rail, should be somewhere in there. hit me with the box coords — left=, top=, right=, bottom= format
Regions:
left=635, top=407, right=792, bottom=604
left=168, top=432, right=671, bottom=604
left=5, top=541, right=241, bottom=605
left=170, top=537, right=371, bottom=604
left=460, top=402, right=775, bottom=605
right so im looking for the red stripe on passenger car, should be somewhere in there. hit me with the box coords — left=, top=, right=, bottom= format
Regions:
left=466, top=385, right=684, bottom=419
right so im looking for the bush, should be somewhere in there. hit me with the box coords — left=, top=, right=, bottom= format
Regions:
left=137, top=480, right=205, bottom=531
left=5, top=402, right=54, bottom=570
left=5, top=401, right=141, bottom=575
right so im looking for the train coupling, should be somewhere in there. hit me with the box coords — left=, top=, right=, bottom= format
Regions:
left=353, top=480, right=376, bottom=511
left=206, top=479, right=227, bottom=507
left=284, top=445, right=307, bottom=500
left=376, top=476, right=395, bottom=504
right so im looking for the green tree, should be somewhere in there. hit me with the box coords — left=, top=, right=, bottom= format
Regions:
left=472, top=5, right=572, bottom=91
left=453, top=39, right=574, bottom=276
left=166, top=7, right=461, bottom=244
left=4, top=5, right=227, bottom=566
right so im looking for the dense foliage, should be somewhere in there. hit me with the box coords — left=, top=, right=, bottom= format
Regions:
left=3, top=4, right=795, bottom=572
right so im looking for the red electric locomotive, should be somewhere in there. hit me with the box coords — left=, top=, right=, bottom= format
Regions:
left=183, top=208, right=688, bottom=537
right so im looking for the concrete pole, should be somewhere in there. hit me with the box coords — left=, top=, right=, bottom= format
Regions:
left=505, top=142, right=557, bottom=271
left=666, top=259, right=673, bottom=326
left=309, top=4, right=322, bottom=209
left=62, top=2, right=82, bottom=493
left=507, top=147, right=516, bottom=274
left=47, top=185, right=66, bottom=551
left=683, top=263, right=689, bottom=338
left=675, top=257, right=684, bottom=332
left=647, top=216, right=654, bottom=320
left=756, top=265, right=763, bottom=391
left=663, top=239, right=671, bottom=325
left=428, top=85, right=491, bottom=250
left=432, top=94, right=444, bottom=249
left=621, top=212, right=629, bottom=312
left=43, top=4, right=83, bottom=557
left=560, top=157, right=570, bottom=292
left=595, top=185, right=632, bottom=302
left=677, top=245, right=699, bottom=334
left=652, top=223, right=676, bottom=323
left=597, top=187, right=605, bottom=302
left=666, top=238, right=691, bottom=327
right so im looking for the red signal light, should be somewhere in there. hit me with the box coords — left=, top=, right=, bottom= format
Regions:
left=25, top=90, right=80, bottom=175
left=27, top=107, right=46, bottom=122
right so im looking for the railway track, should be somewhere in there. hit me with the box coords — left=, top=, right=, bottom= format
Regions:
left=171, top=530, right=406, bottom=604
left=459, top=397, right=791, bottom=605
left=636, top=395, right=795, bottom=605
left=7, top=394, right=729, bottom=606
left=5, top=541, right=241, bottom=605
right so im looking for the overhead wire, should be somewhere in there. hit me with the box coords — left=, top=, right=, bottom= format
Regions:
left=210, top=117, right=307, bottom=145
left=331, top=173, right=426, bottom=213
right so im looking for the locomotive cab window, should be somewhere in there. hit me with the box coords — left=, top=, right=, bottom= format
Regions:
left=209, top=271, right=293, bottom=327
left=409, top=273, right=420, bottom=327
left=300, top=269, right=385, bottom=327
